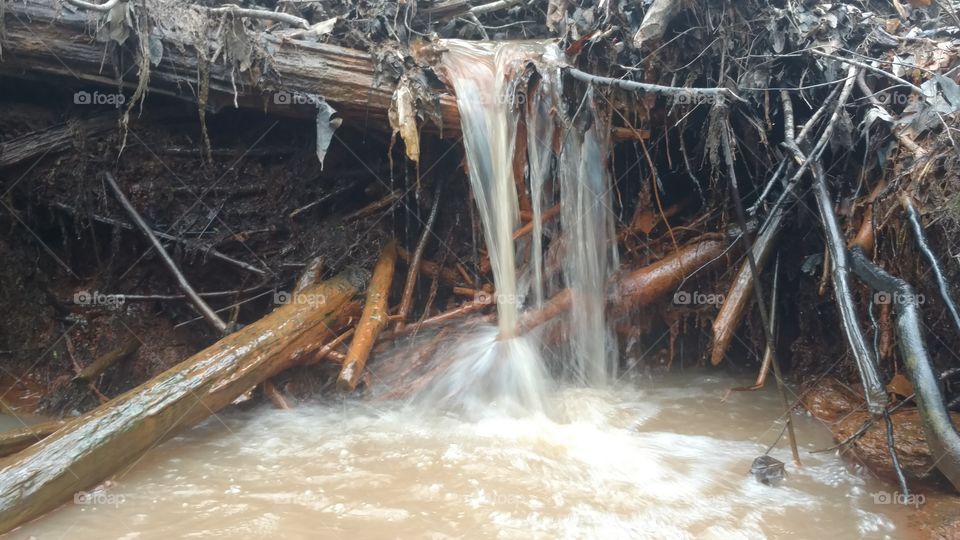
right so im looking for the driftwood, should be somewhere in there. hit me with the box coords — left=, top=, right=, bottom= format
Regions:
left=0, top=0, right=459, bottom=131
left=337, top=241, right=398, bottom=391
left=0, top=271, right=363, bottom=534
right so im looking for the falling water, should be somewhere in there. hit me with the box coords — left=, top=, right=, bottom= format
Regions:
left=416, top=40, right=619, bottom=413
left=557, top=91, right=620, bottom=384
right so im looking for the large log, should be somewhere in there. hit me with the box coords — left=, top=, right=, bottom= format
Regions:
left=0, top=271, right=363, bottom=534
left=519, top=238, right=731, bottom=333
left=0, top=0, right=460, bottom=133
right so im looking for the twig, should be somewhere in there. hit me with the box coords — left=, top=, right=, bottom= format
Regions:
left=809, top=49, right=923, bottom=95
left=721, top=123, right=802, bottom=466
left=51, top=202, right=267, bottom=275
left=470, top=0, right=524, bottom=16
left=204, top=4, right=310, bottom=29
left=103, top=172, right=229, bottom=334
left=396, top=180, right=444, bottom=329
left=724, top=253, right=781, bottom=393
left=901, top=194, right=960, bottom=337
left=566, top=67, right=746, bottom=103
left=62, top=0, right=122, bottom=12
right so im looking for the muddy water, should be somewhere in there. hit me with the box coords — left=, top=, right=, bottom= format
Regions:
left=14, top=374, right=917, bottom=539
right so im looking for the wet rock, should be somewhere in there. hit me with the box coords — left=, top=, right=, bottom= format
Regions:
left=750, top=455, right=786, bottom=485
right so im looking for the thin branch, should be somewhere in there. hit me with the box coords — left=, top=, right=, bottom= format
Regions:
left=902, top=194, right=960, bottom=336
left=566, top=67, right=747, bottom=103
left=62, top=0, right=122, bottom=12
left=721, top=121, right=801, bottom=466
left=103, top=172, right=229, bottom=334
left=204, top=4, right=310, bottom=29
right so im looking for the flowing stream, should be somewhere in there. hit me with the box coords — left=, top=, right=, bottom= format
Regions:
left=5, top=40, right=935, bottom=538
left=15, top=375, right=914, bottom=538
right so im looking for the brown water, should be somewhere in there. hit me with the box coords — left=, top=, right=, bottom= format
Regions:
left=14, top=374, right=917, bottom=539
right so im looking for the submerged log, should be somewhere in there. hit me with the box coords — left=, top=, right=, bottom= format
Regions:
left=0, top=271, right=363, bottom=533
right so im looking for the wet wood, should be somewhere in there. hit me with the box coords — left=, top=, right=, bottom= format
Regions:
left=73, top=338, right=140, bottom=384
left=397, top=247, right=462, bottom=286
left=0, top=0, right=460, bottom=134
left=338, top=241, right=398, bottom=392
left=519, top=238, right=731, bottom=332
left=512, top=203, right=560, bottom=240
left=0, top=271, right=363, bottom=534
left=262, top=380, right=291, bottom=410
left=0, top=114, right=114, bottom=169
left=0, top=421, right=65, bottom=459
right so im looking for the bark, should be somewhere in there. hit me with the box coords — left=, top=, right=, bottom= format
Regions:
left=0, top=114, right=115, bottom=169
left=337, top=241, right=398, bottom=391
left=632, top=0, right=690, bottom=47
left=519, top=238, right=731, bottom=333
left=0, top=271, right=363, bottom=534
left=0, top=421, right=65, bottom=459
left=73, top=338, right=140, bottom=384
left=0, top=0, right=459, bottom=133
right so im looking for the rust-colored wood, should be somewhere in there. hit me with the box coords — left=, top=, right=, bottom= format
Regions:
left=519, top=238, right=730, bottom=333
left=337, top=241, right=398, bottom=391
left=397, top=247, right=462, bottom=286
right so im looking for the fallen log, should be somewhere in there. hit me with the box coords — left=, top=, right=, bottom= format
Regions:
left=0, top=421, right=65, bottom=459
left=1, top=0, right=459, bottom=132
left=338, top=241, right=398, bottom=392
left=0, top=270, right=363, bottom=533
left=0, top=114, right=115, bottom=169
left=72, top=338, right=140, bottom=385
left=519, top=237, right=731, bottom=333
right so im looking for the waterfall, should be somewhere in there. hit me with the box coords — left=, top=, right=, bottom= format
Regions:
left=414, top=40, right=619, bottom=415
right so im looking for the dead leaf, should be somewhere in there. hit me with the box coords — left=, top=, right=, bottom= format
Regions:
left=389, top=76, right=420, bottom=163
left=887, top=373, right=914, bottom=398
